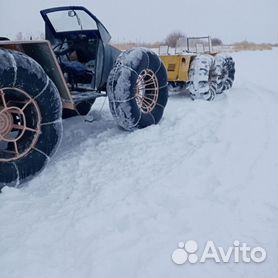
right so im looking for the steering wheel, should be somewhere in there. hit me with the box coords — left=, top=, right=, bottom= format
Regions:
left=53, top=39, right=72, bottom=59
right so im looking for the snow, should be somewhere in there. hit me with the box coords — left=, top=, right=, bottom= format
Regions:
left=0, top=49, right=277, bottom=277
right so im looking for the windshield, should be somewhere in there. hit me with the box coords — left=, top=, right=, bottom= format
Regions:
left=47, top=9, right=98, bottom=32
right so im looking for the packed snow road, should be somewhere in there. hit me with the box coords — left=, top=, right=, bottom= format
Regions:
left=0, top=49, right=277, bottom=277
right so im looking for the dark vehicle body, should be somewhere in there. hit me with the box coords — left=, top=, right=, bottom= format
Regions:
left=0, top=6, right=169, bottom=188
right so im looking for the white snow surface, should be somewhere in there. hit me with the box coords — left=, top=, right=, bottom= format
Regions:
left=0, top=49, right=277, bottom=277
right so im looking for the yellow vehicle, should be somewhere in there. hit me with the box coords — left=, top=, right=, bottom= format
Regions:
left=160, top=36, right=235, bottom=101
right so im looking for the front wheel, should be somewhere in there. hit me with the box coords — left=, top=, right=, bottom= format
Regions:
left=107, top=48, right=168, bottom=131
left=0, top=49, right=62, bottom=189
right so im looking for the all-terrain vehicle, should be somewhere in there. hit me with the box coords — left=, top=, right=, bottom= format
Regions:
left=159, top=36, right=235, bottom=101
left=0, top=6, right=169, bottom=188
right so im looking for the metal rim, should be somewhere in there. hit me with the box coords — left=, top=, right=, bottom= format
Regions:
left=0, top=87, right=41, bottom=162
left=135, top=69, right=159, bottom=113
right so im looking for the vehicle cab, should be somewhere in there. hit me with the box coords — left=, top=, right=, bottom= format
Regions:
left=40, top=6, right=115, bottom=91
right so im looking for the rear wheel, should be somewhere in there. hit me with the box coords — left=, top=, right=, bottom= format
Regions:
left=214, top=54, right=235, bottom=94
left=0, top=49, right=62, bottom=189
left=107, top=48, right=168, bottom=130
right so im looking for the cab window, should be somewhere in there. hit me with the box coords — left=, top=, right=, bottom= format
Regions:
left=47, top=9, right=98, bottom=33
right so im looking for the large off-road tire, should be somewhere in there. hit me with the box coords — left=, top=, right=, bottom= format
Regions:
left=107, top=48, right=168, bottom=131
left=62, top=99, right=95, bottom=119
left=214, top=54, right=235, bottom=94
left=188, top=54, right=217, bottom=101
left=0, top=49, right=62, bottom=189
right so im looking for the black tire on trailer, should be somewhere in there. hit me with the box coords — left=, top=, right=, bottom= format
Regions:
left=0, top=48, right=63, bottom=189
left=107, top=48, right=168, bottom=131
left=214, top=54, right=235, bottom=94
left=62, top=99, right=95, bottom=119
left=188, top=54, right=217, bottom=101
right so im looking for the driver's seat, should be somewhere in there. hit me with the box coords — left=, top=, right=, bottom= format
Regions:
left=60, top=61, right=93, bottom=84
left=73, top=39, right=98, bottom=63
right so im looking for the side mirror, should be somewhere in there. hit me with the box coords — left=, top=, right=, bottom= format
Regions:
left=68, top=10, right=76, bottom=17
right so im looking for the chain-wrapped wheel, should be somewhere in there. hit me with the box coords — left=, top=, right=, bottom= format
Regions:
left=214, top=54, right=235, bottom=94
left=188, top=54, right=217, bottom=101
left=0, top=49, right=62, bottom=189
left=107, top=48, right=168, bottom=131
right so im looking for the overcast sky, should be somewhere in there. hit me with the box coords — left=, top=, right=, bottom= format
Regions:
left=0, top=0, right=277, bottom=43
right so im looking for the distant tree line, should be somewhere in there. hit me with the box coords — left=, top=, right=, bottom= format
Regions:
left=164, top=31, right=223, bottom=48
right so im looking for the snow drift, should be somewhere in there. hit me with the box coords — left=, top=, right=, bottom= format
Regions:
left=0, top=49, right=277, bottom=277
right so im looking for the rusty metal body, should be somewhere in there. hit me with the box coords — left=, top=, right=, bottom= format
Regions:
left=0, top=40, right=75, bottom=110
